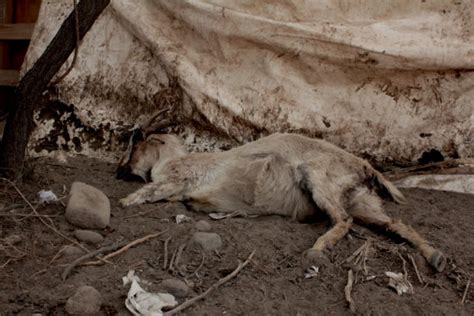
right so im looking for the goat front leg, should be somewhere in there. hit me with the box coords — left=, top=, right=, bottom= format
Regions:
left=120, top=182, right=185, bottom=207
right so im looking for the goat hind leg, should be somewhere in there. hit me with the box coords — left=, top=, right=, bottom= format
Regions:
left=348, top=191, right=447, bottom=272
left=120, top=182, right=184, bottom=207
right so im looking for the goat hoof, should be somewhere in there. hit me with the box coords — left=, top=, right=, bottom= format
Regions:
left=429, top=250, right=447, bottom=272
left=303, top=249, right=330, bottom=267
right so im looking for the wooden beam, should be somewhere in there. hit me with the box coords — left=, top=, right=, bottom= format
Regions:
left=0, top=0, right=111, bottom=178
left=0, top=23, right=35, bottom=40
left=0, top=69, right=19, bottom=86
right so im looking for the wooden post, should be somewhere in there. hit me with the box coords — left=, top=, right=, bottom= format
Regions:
left=0, top=0, right=110, bottom=178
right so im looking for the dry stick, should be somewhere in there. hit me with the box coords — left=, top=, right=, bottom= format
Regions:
left=83, top=230, right=168, bottom=266
left=0, top=213, right=58, bottom=218
left=163, top=237, right=171, bottom=270
left=0, top=203, right=23, bottom=212
left=461, top=278, right=471, bottom=305
left=62, top=241, right=126, bottom=280
left=407, top=254, right=424, bottom=284
left=164, top=249, right=256, bottom=316
left=173, top=243, right=186, bottom=274
left=344, top=269, right=356, bottom=313
left=0, top=178, right=89, bottom=253
left=168, top=247, right=178, bottom=272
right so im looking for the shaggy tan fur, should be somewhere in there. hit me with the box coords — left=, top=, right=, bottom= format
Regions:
left=118, top=132, right=446, bottom=272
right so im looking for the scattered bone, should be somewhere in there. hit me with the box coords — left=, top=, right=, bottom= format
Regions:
left=385, top=272, right=414, bottom=295
left=461, top=278, right=471, bottom=305
left=38, top=190, right=58, bottom=204
left=344, top=269, right=356, bottom=313
left=304, top=266, right=320, bottom=279
left=175, top=214, right=192, bottom=224
left=407, top=253, right=425, bottom=284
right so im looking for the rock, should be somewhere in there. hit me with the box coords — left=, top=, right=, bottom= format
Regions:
left=62, top=245, right=86, bottom=257
left=4, top=234, right=22, bottom=245
left=190, top=232, right=222, bottom=251
left=74, top=230, right=104, bottom=244
left=160, top=278, right=190, bottom=298
left=195, top=220, right=211, bottom=231
left=66, top=182, right=110, bottom=229
left=65, top=285, right=102, bottom=315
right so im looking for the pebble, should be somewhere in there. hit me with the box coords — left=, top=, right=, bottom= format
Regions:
left=160, top=278, right=190, bottom=298
left=65, top=285, right=102, bottom=315
left=190, top=232, right=222, bottom=251
left=195, top=220, right=211, bottom=231
left=66, top=182, right=110, bottom=229
left=73, top=230, right=104, bottom=244
left=62, top=245, right=85, bottom=257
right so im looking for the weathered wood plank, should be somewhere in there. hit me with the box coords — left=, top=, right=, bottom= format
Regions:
left=0, top=23, right=35, bottom=40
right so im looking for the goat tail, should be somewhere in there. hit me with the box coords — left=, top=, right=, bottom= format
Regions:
left=373, top=170, right=406, bottom=204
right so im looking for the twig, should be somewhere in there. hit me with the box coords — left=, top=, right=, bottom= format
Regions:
left=0, top=258, right=12, bottom=268
left=0, top=178, right=89, bottom=253
left=62, top=241, right=127, bottom=280
left=163, top=237, right=171, bottom=270
left=83, top=230, right=168, bottom=266
left=172, top=243, right=186, bottom=274
left=121, top=208, right=155, bottom=220
left=0, top=213, right=58, bottom=218
left=407, top=254, right=424, bottom=284
left=168, top=247, right=178, bottom=272
left=164, top=249, right=256, bottom=316
left=461, top=278, right=471, bottom=305
left=0, top=203, right=23, bottom=212
left=344, top=269, right=356, bottom=313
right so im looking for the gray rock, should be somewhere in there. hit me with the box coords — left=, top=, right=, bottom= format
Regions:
left=62, top=245, right=85, bottom=257
left=160, top=278, right=190, bottom=298
left=66, top=182, right=110, bottom=229
left=195, top=220, right=211, bottom=231
left=65, top=285, right=102, bottom=315
left=190, top=232, right=222, bottom=251
left=74, top=230, right=104, bottom=244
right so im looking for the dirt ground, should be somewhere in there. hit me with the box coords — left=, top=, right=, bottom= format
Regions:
left=0, top=156, right=473, bottom=315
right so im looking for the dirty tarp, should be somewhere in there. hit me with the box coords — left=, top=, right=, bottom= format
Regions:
left=23, top=0, right=473, bottom=162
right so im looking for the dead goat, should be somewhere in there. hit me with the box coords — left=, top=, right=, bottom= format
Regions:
left=117, top=115, right=446, bottom=272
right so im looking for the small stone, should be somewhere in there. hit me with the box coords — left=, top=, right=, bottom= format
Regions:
left=74, top=230, right=104, bottom=244
left=65, top=285, right=102, bottom=315
left=190, top=232, right=222, bottom=251
left=160, top=278, right=190, bottom=298
left=195, top=220, right=211, bottom=231
left=62, top=245, right=85, bottom=257
left=4, top=234, right=22, bottom=245
left=66, top=182, right=110, bottom=229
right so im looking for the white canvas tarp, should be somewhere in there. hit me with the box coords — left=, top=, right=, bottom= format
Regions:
left=24, top=0, right=473, bottom=163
